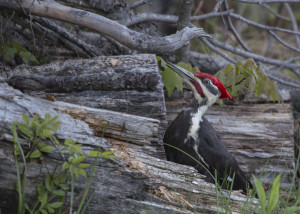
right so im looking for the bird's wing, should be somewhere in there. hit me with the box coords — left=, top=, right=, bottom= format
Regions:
left=197, top=117, right=252, bottom=191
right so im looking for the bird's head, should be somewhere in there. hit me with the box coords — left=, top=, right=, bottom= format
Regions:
left=166, top=62, right=232, bottom=106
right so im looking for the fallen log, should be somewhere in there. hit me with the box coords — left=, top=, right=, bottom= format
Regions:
left=6, top=54, right=168, bottom=159
left=0, top=82, right=256, bottom=213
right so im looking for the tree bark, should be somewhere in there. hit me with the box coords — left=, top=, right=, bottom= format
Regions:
left=5, top=54, right=168, bottom=159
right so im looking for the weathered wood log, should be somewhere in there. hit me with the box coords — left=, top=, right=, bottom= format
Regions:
left=0, top=82, right=256, bottom=213
left=166, top=90, right=295, bottom=188
left=6, top=54, right=168, bottom=158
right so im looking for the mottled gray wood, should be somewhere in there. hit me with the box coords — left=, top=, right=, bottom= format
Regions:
left=0, top=82, right=257, bottom=214
left=6, top=54, right=167, bottom=158
left=166, top=91, right=295, bottom=188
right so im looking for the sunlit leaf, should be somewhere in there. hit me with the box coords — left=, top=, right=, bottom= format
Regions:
left=40, top=145, right=56, bottom=153
left=267, top=174, right=281, bottom=214
left=253, top=176, right=266, bottom=214
left=30, top=150, right=41, bottom=158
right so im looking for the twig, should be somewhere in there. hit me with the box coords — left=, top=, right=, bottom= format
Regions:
left=33, top=17, right=101, bottom=57
left=200, top=37, right=237, bottom=64
left=223, top=0, right=251, bottom=52
left=284, top=3, right=300, bottom=49
left=209, top=38, right=300, bottom=70
left=268, top=30, right=300, bottom=54
left=129, top=0, right=151, bottom=9
left=233, top=0, right=300, bottom=3
left=213, top=0, right=225, bottom=12
left=228, top=12, right=300, bottom=36
left=260, top=3, right=290, bottom=21
left=119, top=13, right=178, bottom=26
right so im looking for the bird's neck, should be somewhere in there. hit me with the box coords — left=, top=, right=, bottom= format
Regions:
left=189, top=99, right=210, bottom=117
left=186, top=100, right=209, bottom=141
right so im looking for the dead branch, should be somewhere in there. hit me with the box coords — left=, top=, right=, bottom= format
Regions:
left=0, top=0, right=209, bottom=54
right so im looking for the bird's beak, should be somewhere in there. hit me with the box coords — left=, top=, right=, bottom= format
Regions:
left=166, top=62, right=196, bottom=82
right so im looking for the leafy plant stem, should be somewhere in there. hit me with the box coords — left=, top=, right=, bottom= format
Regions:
left=69, top=174, right=75, bottom=214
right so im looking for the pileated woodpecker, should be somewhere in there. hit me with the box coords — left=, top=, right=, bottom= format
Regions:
left=164, top=62, right=252, bottom=193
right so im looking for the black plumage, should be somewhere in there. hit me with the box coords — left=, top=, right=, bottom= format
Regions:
left=164, top=101, right=252, bottom=193
left=163, top=62, right=252, bottom=193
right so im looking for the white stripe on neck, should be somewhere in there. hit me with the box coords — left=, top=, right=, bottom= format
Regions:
left=188, top=105, right=208, bottom=141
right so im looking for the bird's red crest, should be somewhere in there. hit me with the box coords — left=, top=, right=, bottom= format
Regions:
left=194, top=72, right=232, bottom=99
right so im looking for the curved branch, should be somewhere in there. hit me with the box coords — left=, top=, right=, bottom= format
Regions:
left=223, top=0, right=251, bottom=52
left=233, top=0, right=300, bottom=3
left=284, top=3, right=300, bottom=48
left=209, top=38, right=300, bottom=69
left=1, top=0, right=209, bottom=54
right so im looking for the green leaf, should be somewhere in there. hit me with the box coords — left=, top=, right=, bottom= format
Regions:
left=62, top=162, right=69, bottom=171
left=12, top=123, right=18, bottom=144
left=157, top=57, right=184, bottom=97
left=31, top=114, right=40, bottom=128
left=69, top=165, right=75, bottom=176
left=79, top=168, right=87, bottom=178
left=46, top=206, right=55, bottom=214
left=45, top=175, right=54, bottom=192
left=22, top=113, right=30, bottom=125
left=267, top=174, right=281, bottom=214
left=101, top=151, right=116, bottom=159
left=161, top=67, right=183, bottom=96
left=64, top=138, right=75, bottom=145
left=19, top=49, right=39, bottom=64
left=16, top=122, right=33, bottom=138
left=75, top=167, right=80, bottom=179
left=30, top=150, right=41, bottom=158
left=59, top=184, right=69, bottom=190
left=88, top=151, right=101, bottom=157
left=25, top=203, right=32, bottom=212
left=38, top=184, right=44, bottom=195
left=40, top=209, right=48, bottom=214
left=79, top=163, right=90, bottom=168
left=1, top=43, right=17, bottom=61
left=280, top=206, right=300, bottom=214
left=140, top=210, right=147, bottom=214
left=248, top=76, right=256, bottom=92
left=39, top=192, right=48, bottom=208
left=73, top=155, right=86, bottom=164
left=42, top=130, right=54, bottom=139
left=59, top=172, right=68, bottom=183
left=40, top=145, right=56, bottom=153
left=53, top=190, right=65, bottom=196
left=253, top=176, right=266, bottom=214
left=49, top=202, right=63, bottom=209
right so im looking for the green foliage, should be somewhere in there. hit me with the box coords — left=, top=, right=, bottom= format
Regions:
left=0, top=42, right=39, bottom=64
left=12, top=113, right=115, bottom=214
left=215, top=59, right=282, bottom=102
left=253, top=174, right=300, bottom=214
left=157, top=56, right=282, bottom=102
left=157, top=56, right=183, bottom=96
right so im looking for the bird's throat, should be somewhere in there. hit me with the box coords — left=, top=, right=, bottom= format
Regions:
left=187, top=105, right=208, bottom=142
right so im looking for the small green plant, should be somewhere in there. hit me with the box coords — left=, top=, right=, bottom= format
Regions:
left=215, top=59, right=282, bottom=102
left=12, top=113, right=115, bottom=214
left=0, top=42, right=39, bottom=65
left=157, top=56, right=282, bottom=102
left=253, top=174, right=300, bottom=214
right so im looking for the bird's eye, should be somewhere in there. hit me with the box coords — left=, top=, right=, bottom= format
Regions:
left=203, top=79, right=210, bottom=85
